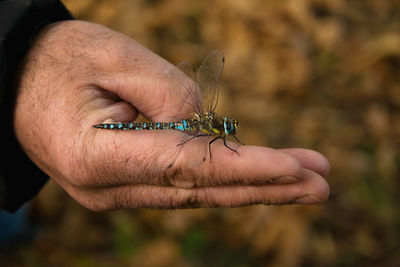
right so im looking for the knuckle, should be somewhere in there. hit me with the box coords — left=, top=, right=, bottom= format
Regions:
left=282, top=153, right=304, bottom=178
left=165, top=160, right=197, bottom=189
left=172, top=190, right=201, bottom=209
left=70, top=188, right=116, bottom=212
left=82, top=201, right=110, bottom=212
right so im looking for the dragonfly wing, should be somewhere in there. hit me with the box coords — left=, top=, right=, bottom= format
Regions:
left=180, top=134, right=210, bottom=167
left=157, top=60, right=202, bottom=122
left=151, top=60, right=207, bottom=171
left=195, top=50, right=224, bottom=113
left=152, top=130, right=210, bottom=170
left=177, top=61, right=195, bottom=80
left=177, top=61, right=203, bottom=115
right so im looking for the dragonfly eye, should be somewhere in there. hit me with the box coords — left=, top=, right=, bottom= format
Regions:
left=231, top=121, right=237, bottom=133
left=224, top=117, right=232, bottom=134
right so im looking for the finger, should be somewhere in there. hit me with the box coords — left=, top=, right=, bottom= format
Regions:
left=79, top=129, right=304, bottom=189
left=279, top=148, right=330, bottom=177
left=167, top=143, right=305, bottom=188
left=69, top=168, right=329, bottom=211
left=192, top=169, right=330, bottom=207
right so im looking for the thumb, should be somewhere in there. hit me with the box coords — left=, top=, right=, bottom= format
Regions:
left=91, top=38, right=196, bottom=124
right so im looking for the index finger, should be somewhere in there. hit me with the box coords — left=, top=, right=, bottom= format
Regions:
left=94, top=36, right=197, bottom=122
left=165, top=141, right=305, bottom=188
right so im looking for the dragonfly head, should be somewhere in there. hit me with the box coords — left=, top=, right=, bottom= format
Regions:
left=224, top=117, right=239, bottom=135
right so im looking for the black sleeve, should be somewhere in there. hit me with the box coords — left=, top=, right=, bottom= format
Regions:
left=0, top=0, right=73, bottom=212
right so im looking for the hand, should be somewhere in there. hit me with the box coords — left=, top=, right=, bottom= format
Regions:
left=14, top=21, right=329, bottom=211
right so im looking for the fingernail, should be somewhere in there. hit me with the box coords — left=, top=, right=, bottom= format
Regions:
left=294, top=194, right=322, bottom=204
left=269, top=176, right=298, bottom=184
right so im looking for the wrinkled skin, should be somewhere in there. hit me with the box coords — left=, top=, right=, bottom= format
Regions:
left=14, top=21, right=329, bottom=211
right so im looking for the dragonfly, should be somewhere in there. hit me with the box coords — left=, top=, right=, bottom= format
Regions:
left=93, top=50, right=243, bottom=163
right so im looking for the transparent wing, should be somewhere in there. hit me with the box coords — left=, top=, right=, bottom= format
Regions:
left=195, top=50, right=224, bottom=113
left=159, top=61, right=200, bottom=122
left=152, top=59, right=208, bottom=170
left=177, top=61, right=203, bottom=115
left=175, top=61, right=209, bottom=166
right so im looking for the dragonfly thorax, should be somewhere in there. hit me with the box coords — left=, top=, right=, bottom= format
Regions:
left=194, top=112, right=238, bottom=136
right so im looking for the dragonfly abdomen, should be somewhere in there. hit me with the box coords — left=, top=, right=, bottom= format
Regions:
left=93, top=122, right=173, bottom=130
left=93, top=119, right=200, bottom=133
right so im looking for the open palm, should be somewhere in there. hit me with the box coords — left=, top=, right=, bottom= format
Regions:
left=14, top=21, right=329, bottom=211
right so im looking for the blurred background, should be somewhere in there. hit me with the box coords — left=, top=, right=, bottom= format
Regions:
left=1, top=0, right=400, bottom=266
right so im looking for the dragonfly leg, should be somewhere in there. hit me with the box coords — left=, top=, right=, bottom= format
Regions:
left=178, top=133, right=215, bottom=163
left=208, top=136, right=221, bottom=162
left=223, top=136, right=240, bottom=155
left=177, top=134, right=211, bottom=146
left=233, top=135, right=245, bottom=145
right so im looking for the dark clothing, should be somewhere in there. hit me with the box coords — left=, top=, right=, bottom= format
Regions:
left=0, top=0, right=73, bottom=212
